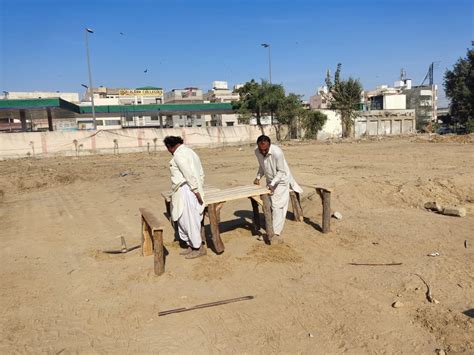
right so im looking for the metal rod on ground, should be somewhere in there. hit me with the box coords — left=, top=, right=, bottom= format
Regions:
left=349, top=263, right=402, bottom=266
left=159, top=296, right=255, bottom=316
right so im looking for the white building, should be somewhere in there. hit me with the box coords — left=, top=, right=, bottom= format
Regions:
left=0, top=91, right=81, bottom=131
left=394, top=80, right=438, bottom=128
left=365, top=78, right=438, bottom=129
left=81, top=86, right=165, bottom=129
left=365, top=85, right=406, bottom=110
left=204, top=81, right=240, bottom=127
left=3, top=91, right=80, bottom=102
left=84, top=86, right=164, bottom=104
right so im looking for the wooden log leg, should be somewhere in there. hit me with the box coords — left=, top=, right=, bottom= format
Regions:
left=250, top=198, right=261, bottom=232
left=200, top=218, right=206, bottom=245
left=208, top=203, right=225, bottom=253
left=295, top=191, right=304, bottom=222
left=165, top=200, right=172, bottom=223
left=141, top=217, right=153, bottom=256
left=261, top=194, right=274, bottom=243
left=290, top=191, right=298, bottom=221
left=289, top=191, right=303, bottom=222
left=153, top=230, right=165, bottom=276
left=321, top=191, right=331, bottom=233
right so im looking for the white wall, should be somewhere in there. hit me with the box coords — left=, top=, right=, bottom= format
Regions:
left=313, top=109, right=416, bottom=139
left=0, top=125, right=276, bottom=159
left=316, top=110, right=342, bottom=139
left=383, top=94, right=406, bottom=110
left=80, top=98, right=119, bottom=105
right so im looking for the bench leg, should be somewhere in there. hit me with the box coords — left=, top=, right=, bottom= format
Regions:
left=165, top=200, right=173, bottom=224
left=290, top=191, right=304, bottom=222
left=321, top=190, right=331, bottom=233
left=153, top=229, right=165, bottom=276
left=260, top=194, right=274, bottom=243
left=141, top=217, right=154, bottom=256
left=316, top=188, right=331, bottom=233
left=250, top=198, right=261, bottom=232
left=208, top=203, right=225, bottom=253
left=200, top=217, right=206, bottom=245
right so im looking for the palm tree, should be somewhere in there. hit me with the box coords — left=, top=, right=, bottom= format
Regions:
left=325, top=64, right=363, bottom=137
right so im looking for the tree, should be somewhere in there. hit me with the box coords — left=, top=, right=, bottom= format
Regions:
left=444, top=49, right=474, bottom=132
left=232, top=80, right=285, bottom=128
left=325, top=63, right=363, bottom=137
left=232, top=79, right=261, bottom=125
left=302, top=110, right=328, bottom=139
left=276, top=93, right=304, bottom=139
left=233, top=80, right=326, bottom=140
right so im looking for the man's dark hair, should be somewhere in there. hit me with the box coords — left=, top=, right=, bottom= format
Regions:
left=163, top=136, right=184, bottom=148
left=256, top=135, right=271, bottom=144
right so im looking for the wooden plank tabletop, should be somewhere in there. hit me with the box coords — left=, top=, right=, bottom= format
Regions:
left=161, top=184, right=270, bottom=205
left=160, top=185, right=222, bottom=201
left=205, top=185, right=270, bottom=205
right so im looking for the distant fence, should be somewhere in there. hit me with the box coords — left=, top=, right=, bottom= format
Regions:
left=0, top=126, right=276, bottom=159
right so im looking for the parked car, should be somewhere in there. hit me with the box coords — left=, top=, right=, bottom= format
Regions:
left=436, top=126, right=453, bottom=135
left=456, top=126, right=468, bottom=135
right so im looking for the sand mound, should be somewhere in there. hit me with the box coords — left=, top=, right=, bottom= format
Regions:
left=238, top=242, right=303, bottom=264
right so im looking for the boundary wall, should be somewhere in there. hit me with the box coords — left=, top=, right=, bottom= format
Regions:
left=0, top=125, right=275, bottom=159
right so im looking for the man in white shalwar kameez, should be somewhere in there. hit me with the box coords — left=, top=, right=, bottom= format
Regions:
left=164, top=136, right=206, bottom=259
left=253, top=135, right=303, bottom=241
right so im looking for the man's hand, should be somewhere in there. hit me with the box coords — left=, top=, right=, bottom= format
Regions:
left=253, top=178, right=260, bottom=185
left=194, top=191, right=204, bottom=205
left=267, top=184, right=275, bottom=194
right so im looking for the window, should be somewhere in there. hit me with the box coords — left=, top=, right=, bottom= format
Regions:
left=226, top=122, right=234, bottom=126
left=96, top=120, right=104, bottom=126
left=105, top=120, right=121, bottom=126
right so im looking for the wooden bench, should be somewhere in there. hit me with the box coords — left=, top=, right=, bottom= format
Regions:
left=161, top=185, right=274, bottom=253
left=160, top=184, right=305, bottom=254
left=139, top=208, right=165, bottom=276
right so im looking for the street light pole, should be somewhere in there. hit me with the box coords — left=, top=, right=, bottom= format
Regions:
left=84, top=28, right=97, bottom=130
left=261, top=43, right=273, bottom=125
left=261, top=43, right=272, bottom=83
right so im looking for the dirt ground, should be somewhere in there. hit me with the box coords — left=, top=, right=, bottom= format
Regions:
left=1, top=135, right=473, bottom=354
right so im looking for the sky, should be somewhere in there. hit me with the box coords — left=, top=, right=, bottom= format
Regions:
left=1, top=0, right=473, bottom=104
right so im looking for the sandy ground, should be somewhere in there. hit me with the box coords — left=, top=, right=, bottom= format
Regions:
left=1, top=134, right=473, bottom=354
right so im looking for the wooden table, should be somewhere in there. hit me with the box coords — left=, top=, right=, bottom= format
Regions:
left=161, top=185, right=273, bottom=253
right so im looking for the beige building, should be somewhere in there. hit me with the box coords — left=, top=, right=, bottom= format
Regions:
left=164, top=87, right=203, bottom=104
left=309, top=86, right=331, bottom=109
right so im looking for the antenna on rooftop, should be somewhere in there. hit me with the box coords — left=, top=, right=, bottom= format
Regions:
left=400, top=68, right=406, bottom=81
left=420, top=62, right=439, bottom=86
